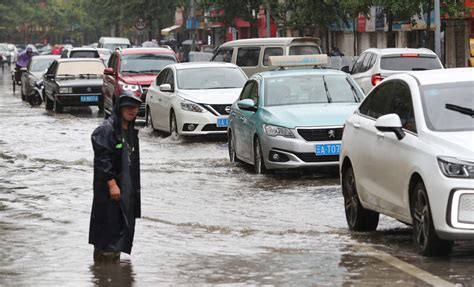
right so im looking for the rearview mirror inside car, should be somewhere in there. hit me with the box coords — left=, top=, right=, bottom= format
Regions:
left=159, top=84, right=173, bottom=92
left=375, top=113, right=405, bottom=140
left=237, top=99, right=257, bottom=112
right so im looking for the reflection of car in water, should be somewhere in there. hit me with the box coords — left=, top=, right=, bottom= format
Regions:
left=43, top=58, right=106, bottom=112
left=20, top=55, right=59, bottom=105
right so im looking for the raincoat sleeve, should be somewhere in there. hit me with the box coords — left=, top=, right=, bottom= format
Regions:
left=91, top=124, right=117, bottom=181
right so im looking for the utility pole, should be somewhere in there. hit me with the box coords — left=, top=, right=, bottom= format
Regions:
left=434, top=0, right=441, bottom=58
left=190, top=0, right=196, bottom=52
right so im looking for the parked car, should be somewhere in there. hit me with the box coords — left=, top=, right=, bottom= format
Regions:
left=98, top=37, right=131, bottom=50
left=60, top=47, right=100, bottom=59
left=346, top=48, right=443, bottom=95
left=0, top=44, right=11, bottom=65
left=145, top=62, right=248, bottom=138
left=102, top=47, right=178, bottom=118
left=340, top=68, right=474, bottom=256
left=97, top=48, right=112, bottom=65
left=228, top=55, right=364, bottom=174
left=20, top=55, right=59, bottom=103
left=211, top=37, right=322, bottom=77
left=43, top=58, right=106, bottom=112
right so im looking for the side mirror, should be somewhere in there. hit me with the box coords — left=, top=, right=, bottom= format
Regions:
left=375, top=113, right=405, bottom=140
left=237, top=99, right=257, bottom=112
left=103, top=67, right=114, bottom=75
left=341, top=65, right=350, bottom=74
left=159, top=83, right=173, bottom=92
left=44, top=74, right=54, bottom=80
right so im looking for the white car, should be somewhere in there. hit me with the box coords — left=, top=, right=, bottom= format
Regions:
left=347, top=48, right=443, bottom=95
left=145, top=62, right=248, bottom=138
left=340, top=68, right=474, bottom=256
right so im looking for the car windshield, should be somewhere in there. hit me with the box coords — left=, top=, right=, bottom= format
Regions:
left=381, top=55, right=443, bottom=71
left=56, top=61, right=105, bottom=77
left=289, top=45, right=321, bottom=55
left=120, top=54, right=176, bottom=74
left=103, top=43, right=130, bottom=50
left=30, top=58, right=55, bottom=72
left=70, top=51, right=98, bottom=58
left=264, top=74, right=362, bottom=107
left=177, top=67, right=247, bottom=90
left=421, top=82, right=474, bottom=132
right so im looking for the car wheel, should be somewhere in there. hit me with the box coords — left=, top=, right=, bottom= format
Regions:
left=253, top=137, right=267, bottom=174
left=21, top=87, right=26, bottom=101
left=53, top=95, right=63, bottom=113
left=29, top=91, right=42, bottom=107
left=342, top=165, right=379, bottom=231
left=228, top=131, right=238, bottom=163
left=147, top=106, right=156, bottom=130
left=412, top=182, right=453, bottom=256
left=170, top=111, right=179, bottom=140
left=45, top=93, right=53, bottom=111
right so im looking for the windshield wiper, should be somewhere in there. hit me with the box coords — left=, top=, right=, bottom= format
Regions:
left=412, top=68, right=428, bottom=71
left=140, top=69, right=161, bottom=73
left=322, top=76, right=332, bottom=103
left=446, top=103, right=474, bottom=117
left=121, top=70, right=141, bottom=74
left=79, top=73, right=101, bottom=79
left=57, top=74, right=76, bottom=79
left=206, top=86, right=237, bottom=89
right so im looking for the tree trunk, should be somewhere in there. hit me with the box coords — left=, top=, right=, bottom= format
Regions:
left=424, top=2, right=432, bottom=48
left=387, top=10, right=395, bottom=48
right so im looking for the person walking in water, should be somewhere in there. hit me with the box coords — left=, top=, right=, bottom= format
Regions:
left=89, top=92, right=142, bottom=261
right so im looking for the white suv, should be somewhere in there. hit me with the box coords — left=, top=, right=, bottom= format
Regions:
left=340, top=68, right=474, bottom=256
left=349, top=48, right=443, bottom=95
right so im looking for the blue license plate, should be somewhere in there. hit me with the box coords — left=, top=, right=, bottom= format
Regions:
left=80, top=95, right=98, bottom=102
left=315, top=144, right=341, bottom=156
left=217, top=117, right=229, bottom=127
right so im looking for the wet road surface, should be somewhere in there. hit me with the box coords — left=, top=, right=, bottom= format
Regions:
left=0, top=70, right=472, bottom=286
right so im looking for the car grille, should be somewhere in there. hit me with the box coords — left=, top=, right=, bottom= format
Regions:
left=202, top=124, right=227, bottom=131
left=293, top=153, right=339, bottom=163
left=73, top=86, right=101, bottom=94
left=297, top=127, right=343, bottom=142
left=203, top=104, right=232, bottom=116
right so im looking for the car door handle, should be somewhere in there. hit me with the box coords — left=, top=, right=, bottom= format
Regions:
left=376, top=132, right=385, bottom=139
left=353, top=122, right=360, bottom=129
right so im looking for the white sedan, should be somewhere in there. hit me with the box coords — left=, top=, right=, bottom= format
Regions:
left=340, top=68, right=474, bottom=256
left=145, top=62, right=247, bottom=138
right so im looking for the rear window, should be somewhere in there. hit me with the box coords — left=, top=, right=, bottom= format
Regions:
left=70, top=51, right=99, bottom=58
left=289, top=45, right=321, bottom=55
left=381, top=55, right=442, bottom=71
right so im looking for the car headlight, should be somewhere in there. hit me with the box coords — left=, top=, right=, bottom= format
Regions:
left=263, top=124, right=295, bottom=138
left=180, top=101, right=205, bottom=113
left=438, top=156, right=474, bottom=178
left=59, top=87, right=73, bottom=94
left=120, top=83, right=140, bottom=92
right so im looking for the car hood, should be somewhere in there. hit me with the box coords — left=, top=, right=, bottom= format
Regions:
left=57, top=78, right=103, bottom=87
left=426, top=131, right=474, bottom=159
left=120, top=74, right=157, bottom=85
left=260, top=103, right=359, bottom=128
left=178, top=88, right=242, bottom=105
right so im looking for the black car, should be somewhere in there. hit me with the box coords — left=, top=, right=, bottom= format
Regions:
left=43, top=58, right=105, bottom=112
left=20, top=55, right=59, bottom=103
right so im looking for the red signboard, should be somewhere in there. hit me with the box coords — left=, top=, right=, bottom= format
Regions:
left=466, top=0, right=474, bottom=8
left=357, top=16, right=366, bottom=32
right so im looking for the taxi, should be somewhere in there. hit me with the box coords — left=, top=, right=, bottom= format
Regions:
left=228, top=55, right=365, bottom=173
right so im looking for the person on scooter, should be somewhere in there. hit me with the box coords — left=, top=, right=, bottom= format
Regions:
left=15, top=47, right=34, bottom=83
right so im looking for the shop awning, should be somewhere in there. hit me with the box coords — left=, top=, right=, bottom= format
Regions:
left=161, top=25, right=181, bottom=36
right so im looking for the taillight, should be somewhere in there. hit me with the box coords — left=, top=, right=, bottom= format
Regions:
left=371, top=74, right=383, bottom=86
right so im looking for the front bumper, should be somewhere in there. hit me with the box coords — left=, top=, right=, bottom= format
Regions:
left=176, top=109, right=228, bottom=135
left=260, top=133, right=340, bottom=170
left=427, top=177, right=474, bottom=240
left=56, top=93, right=102, bottom=107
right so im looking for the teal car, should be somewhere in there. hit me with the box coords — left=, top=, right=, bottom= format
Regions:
left=228, top=67, right=364, bottom=173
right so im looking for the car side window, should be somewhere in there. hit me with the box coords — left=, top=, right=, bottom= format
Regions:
left=156, top=69, right=168, bottom=86
left=387, top=82, right=417, bottom=133
left=165, top=70, right=175, bottom=90
left=351, top=53, right=366, bottom=74
left=240, top=81, right=256, bottom=101
left=108, top=54, right=116, bottom=69
left=362, top=53, right=374, bottom=72
left=212, top=48, right=233, bottom=63
left=262, top=47, right=283, bottom=66
left=359, top=82, right=395, bottom=119
left=47, top=62, right=57, bottom=76
left=236, top=47, right=260, bottom=67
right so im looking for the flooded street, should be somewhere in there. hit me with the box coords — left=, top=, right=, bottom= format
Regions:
left=0, top=69, right=473, bottom=286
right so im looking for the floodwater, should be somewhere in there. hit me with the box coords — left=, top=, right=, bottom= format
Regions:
left=0, top=69, right=472, bottom=286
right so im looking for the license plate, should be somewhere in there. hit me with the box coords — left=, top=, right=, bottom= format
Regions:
left=217, top=117, right=229, bottom=127
left=315, top=144, right=341, bottom=156
left=80, top=95, right=98, bottom=102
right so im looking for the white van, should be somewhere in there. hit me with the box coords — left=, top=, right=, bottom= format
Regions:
left=211, top=37, right=322, bottom=76
left=98, top=37, right=131, bottom=50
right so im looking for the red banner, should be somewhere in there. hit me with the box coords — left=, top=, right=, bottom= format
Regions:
left=357, top=16, right=366, bottom=33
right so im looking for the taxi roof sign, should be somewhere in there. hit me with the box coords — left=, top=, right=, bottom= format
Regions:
left=269, top=54, right=328, bottom=68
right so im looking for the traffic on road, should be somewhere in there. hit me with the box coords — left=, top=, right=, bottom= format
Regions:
left=0, top=37, right=473, bottom=286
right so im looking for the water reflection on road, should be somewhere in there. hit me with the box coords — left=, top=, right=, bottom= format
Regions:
left=0, top=70, right=472, bottom=286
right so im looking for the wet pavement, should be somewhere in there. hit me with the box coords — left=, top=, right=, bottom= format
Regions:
left=0, top=69, right=472, bottom=286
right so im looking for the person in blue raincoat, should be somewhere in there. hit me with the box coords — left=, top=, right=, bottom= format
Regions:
left=89, top=92, right=142, bottom=261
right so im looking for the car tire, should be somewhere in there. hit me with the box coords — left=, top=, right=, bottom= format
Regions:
left=411, top=182, right=453, bottom=256
left=147, top=106, right=156, bottom=130
left=170, top=111, right=179, bottom=140
left=228, top=131, right=239, bottom=163
left=342, top=165, right=379, bottom=231
left=253, top=137, right=267, bottom=174
left=29, top=91, right=42, bottom=107
left=53, top=95, right=63, bottom=113
left=45, top=93, right=53, bottom=111
left=21, top=87, right=26, bottom=101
